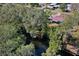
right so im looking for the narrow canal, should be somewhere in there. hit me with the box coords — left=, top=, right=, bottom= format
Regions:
left=32, top=41, right=73, bottom=56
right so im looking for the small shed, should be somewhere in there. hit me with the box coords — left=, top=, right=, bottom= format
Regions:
left=49, top=13, right=64, bottom=23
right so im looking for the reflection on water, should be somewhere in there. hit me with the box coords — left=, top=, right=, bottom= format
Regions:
left=34, top=46, right=46, bottom=56
left=33, top=41, right=48, bottom=56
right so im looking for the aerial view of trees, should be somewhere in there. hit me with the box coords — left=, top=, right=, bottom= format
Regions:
left=0, top=3, right=79, bottom=56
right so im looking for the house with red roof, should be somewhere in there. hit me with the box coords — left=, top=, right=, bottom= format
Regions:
left=49, top=13, right=64, bottom=23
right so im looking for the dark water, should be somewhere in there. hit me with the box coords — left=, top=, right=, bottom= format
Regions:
left=18, top=26, right=73, bottom=56
left=33, top=41, right=47, bottom=56
left=33, top=41, right=73, bottom=56
left=34, top=47, right=46, bottom=56
left=32, top=39, right=73, bottom=56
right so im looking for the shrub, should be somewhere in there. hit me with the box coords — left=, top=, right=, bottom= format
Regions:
left=16, top=43, right=35, bottom=56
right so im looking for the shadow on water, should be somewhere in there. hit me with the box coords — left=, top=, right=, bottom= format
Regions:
left=17, top=26, right=74, bottom=56
left=17, top=26, right=73, bottom=56
left=32, top=33, right=50, bottom=56
left=34, top=44, right=47, bottom=56
left=17, top=26, right=49, bottom=56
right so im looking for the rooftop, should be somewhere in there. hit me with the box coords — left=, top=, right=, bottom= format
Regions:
left=49, top=13, right=64, bottom=22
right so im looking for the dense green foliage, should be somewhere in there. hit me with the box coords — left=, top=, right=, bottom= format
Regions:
left=0, top=4, right=49, bottom=56
left=0, top=3, right=79, bottom=56
left=42, top=27, right=63, bottom=56
left=63, top=11, right=79, bottom=30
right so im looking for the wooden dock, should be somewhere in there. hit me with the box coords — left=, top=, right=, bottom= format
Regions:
left=63, top=44, right=79, bottom=56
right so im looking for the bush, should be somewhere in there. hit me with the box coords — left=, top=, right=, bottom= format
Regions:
left=62, top=11, right=79, bottom=30
left=0, top=4, right=49, bottom=56
left=43, top=27, right=62, bottom=56
left=16, top=43, right=35, bottom=56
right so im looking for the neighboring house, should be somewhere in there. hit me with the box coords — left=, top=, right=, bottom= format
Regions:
left=65, top=3, right=72, bottom=12
left=47, top=3, right=60, bottom=9
left=48, top=13, right=64, bottom=28
left=39, top=3, right=60, bottom=9
left=39, top=3, right=79, bottom=12
left=64, top=3, right=79, bottom=12
left=49, top=13, right=64, bottom=23
left=71, top=3, right=79, bottom=11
